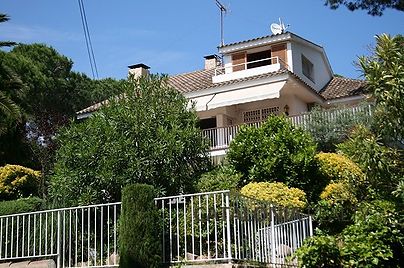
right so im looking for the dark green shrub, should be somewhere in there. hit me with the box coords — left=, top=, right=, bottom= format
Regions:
left=337, top=125, right=403, bottom=199
left=0, top=197, right=44, bottom=216
left=227, top=115, right=318, bottom=200
left=295, top=235, right=342, bottom=268
left=340, top=200, right=404, bottom=267
left=0, top=164, right=41, bottom=201
left=119, top=184, right=161, bottom=268
left=314, top=199, right=355, bottom=235
left=197, top=165, right=241, bottom=192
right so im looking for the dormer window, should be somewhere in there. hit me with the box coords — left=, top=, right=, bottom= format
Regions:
left=301, top=54, right=314, bottom=82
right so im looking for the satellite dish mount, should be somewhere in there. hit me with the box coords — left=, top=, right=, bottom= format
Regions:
left=270, top=18, right=289, bottom=35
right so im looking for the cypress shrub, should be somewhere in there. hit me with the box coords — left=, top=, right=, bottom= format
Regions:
left=0, top=197, right=44, bottom=216
left=119, top=184, right=161, bottom=268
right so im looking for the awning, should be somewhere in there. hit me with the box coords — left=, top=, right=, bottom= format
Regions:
left=188, top=95, right=215, bottom=111
left=207, top=81, right=285, bottom=110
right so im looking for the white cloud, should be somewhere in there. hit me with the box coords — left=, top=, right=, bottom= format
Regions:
left=1, top=23, right=81, bottom=43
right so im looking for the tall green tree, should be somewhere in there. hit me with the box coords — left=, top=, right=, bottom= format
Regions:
left=0, top=14, right=23, bottom=135
left=1, top=43, right=126, bottom=173
left=50, top=75, right=210, bottom=206
left=359, top=34, right=404, bottom=146
left=324, top=0, right=404, bottom=15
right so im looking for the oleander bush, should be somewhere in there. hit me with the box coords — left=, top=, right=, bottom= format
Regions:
left=240, top=181, right=307, bottom=209
left=0, top=164, right=41, bottom=200
left=337, top=125, right=403, bottom=199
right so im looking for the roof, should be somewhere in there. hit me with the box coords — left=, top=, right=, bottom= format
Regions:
left=219, top=32, right=323, bottom=51
left=320, top=77, right=367, bottom=100
left=77, top=71, right=366, bottom=116
left=168, top=68, right=289, bottom=94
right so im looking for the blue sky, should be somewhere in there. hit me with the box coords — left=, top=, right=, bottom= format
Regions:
left=1, top=1, right=403, bottom=79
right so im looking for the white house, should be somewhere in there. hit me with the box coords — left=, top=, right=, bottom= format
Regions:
left=77, top=31, right=367, bottom=159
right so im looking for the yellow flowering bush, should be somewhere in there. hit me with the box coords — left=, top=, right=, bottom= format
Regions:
left=315, top=152, right=365, bottom=186
left=320, top=182, right=358, bottom=206
left=0, top=165, right=41, bottom=200
left=240, top=182, right=307, bottom=209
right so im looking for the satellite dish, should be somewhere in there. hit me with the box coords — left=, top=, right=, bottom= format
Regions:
left=270, top=23, right=283, bottom=35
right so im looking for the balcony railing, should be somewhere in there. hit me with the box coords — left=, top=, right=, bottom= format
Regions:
left=213, top=56, right=288, bottom=83
left=202, top=104, right=373, bottom=151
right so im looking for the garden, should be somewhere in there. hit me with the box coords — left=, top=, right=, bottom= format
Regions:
left=1, top=10, right=403, bottom=267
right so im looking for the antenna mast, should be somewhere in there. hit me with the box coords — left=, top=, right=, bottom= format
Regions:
left=215, top=0, right=227, bottom=47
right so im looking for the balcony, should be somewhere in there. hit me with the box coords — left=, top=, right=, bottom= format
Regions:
left=212, top=56, right=288, bottom=84
left=202, top=104, right=373, bottom=152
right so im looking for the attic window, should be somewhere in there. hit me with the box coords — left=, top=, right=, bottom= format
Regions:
left=301, top=55, right=314, bottom=82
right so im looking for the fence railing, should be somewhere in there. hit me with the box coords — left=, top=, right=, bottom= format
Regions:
left=154, top=190, right=312, bottom=265
left=0, top=202, right=121, bottom=268
left=202, top=104, right=374, bottom=151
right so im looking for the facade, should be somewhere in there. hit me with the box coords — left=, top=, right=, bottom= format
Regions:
left=77, top=31, right=367, bottom=157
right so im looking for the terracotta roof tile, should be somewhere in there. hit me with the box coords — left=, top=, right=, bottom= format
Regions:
left=168, top=68, right=289, bottom=94
left=77, top=71, right=366, bottom=116
left=320, top=77, right=367, bottom=100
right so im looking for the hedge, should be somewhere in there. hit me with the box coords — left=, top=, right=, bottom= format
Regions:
left=0, top=197, right=44, bottom=216
left=119, top=184, right=161, bottom=268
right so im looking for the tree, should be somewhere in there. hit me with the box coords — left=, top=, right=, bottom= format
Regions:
left=359, top=34, right=404, bottom=145
left=1, top=43, right=127, bottom=174
left=226, top=116, right=319, bottom=200
left=0, top=14, right=23, bottom=135
left=50, top=75, right=210, bottom=206
left=0, top=14, right=15, bottom=47
left=324, top=0, right=404, bottom=15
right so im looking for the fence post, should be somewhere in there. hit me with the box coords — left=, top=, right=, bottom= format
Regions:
left=270, top=205, right=275, bottom=264
left=56, top=210, right=61, bottom=268
left=225, top=192, right=232, bottom=262
left=309, top=215, right=313, bottom=237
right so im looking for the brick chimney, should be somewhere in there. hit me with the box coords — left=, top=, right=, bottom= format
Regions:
left=204, top=55, right=221, bottom=70
left=128, top=63, right=150, bottom=78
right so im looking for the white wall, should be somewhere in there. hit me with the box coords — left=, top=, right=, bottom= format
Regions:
left=291, top=42, right=332, bottom=92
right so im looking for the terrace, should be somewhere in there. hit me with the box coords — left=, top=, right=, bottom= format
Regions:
left=202, top=104, right=373, bottom=152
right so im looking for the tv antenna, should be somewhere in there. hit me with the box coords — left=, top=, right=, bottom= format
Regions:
left=270, top=18, right=290, bottom=35
left=215, top=0, right=228, bottom=47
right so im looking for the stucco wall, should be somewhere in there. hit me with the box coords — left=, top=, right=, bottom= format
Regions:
left=290, top=42, right=332, bottom=92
